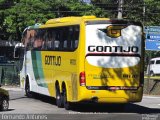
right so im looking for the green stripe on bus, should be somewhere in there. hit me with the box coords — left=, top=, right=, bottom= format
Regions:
left=31, top=51, right=47, bottom=88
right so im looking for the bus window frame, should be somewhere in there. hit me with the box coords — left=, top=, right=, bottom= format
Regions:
left=23, top=25, right=80, bottom=52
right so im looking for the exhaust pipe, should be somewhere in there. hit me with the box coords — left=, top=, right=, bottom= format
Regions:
left=91, top=97, right=98, bottom=103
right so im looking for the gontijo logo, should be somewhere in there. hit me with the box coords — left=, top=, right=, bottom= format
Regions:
left=99, top=25, right=126, bottom=38
left=88, top=46, right=139, bottom=53
left=45, top=55, right=61, bottom=66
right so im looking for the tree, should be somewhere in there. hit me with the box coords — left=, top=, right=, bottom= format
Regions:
left=91, top=0, right=160, bottom=25
left=0, top=0, right=106, bottom=41
left=0, top=0, right=15, bottom=40
left=2, top=0, right=55, bottom=41
left=144, top=0, right=160, bottom=25
left=91, top=0, right=118, bottom=18
left=0, top=0, right=160, bottom=41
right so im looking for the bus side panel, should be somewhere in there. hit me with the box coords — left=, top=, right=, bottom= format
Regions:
left=24, top=51, right=50, bottom=96
left=20, top=55, right=26, bottom=89
left=41, top=51, right=78, bottom=100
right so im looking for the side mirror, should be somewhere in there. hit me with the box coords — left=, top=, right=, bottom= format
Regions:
left=14, top=47, right=21, bottom=58
left=14, top=43, right=24, bottom=59
left=14, top=47, right=24, bottom=59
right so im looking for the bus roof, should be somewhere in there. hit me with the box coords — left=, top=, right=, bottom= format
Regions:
left=40, top=16, right=109, bottom=28
left=25, top=16, right=142, bottom=29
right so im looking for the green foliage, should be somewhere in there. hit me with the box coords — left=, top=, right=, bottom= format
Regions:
left=91, top=0, right=118, bottom=18
left=0, top=0, right=105, bottom=41
left=0, top=0, right=159, bottom=41
left=1, top=0, right=56, bottom=40
left=144, top=0, right=160, bottom=25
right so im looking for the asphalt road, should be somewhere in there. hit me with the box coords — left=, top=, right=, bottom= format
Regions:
left=0, top=87, right=160, bottom=120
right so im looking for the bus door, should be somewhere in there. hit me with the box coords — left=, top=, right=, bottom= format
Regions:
left=84, top=21, right=143, bottom=90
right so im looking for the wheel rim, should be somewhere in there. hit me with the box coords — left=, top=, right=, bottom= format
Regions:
left=26, top=84, right=30, bottom=94
left=2, top=99, right=8, bottom=110
left=56, top=95, right=60, bottom=100
left=150, top=71, right=154, bottom=76
left=56, top=91, right=60, bottom=104
left=56, top=87, right=63, bottom=107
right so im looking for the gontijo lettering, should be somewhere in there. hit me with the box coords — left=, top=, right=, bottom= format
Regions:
left=88, top=46, right=139, bottom=53
left=45, top=55, right=61, bottom=66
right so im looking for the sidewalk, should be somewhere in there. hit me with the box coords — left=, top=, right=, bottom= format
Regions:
left=1, top=85, right=23, bottom=91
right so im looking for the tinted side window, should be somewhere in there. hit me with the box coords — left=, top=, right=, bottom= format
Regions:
left=156, top=60, right=160, bottom=64
left=22, top=29, right=40, bottom=51
left=45, top=25, right=80, bottom=51
left=22, top=25, right=80, bottom=52
left=150, top=60, right=155, bottom=64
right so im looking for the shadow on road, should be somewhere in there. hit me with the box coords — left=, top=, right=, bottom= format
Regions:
left=0, top=109, right=15, bottom=112
left=70, top=103, right=160, bottom=114
left=32, top=93, right=56, bottom=105
left=31, top=93, right=160, bottom=114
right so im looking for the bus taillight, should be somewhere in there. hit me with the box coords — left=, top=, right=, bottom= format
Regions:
left=80, top=72, right=86, bottom=86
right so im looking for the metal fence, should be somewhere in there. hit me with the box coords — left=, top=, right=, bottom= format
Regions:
left=0, top=61, right=20, bottom=86
left=143, top=76, right=160, bottom=95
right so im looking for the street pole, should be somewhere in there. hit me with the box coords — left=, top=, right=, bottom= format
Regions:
left=147, top=51, right=151, bottom=94
left=117, top=0, right=123, bottom=19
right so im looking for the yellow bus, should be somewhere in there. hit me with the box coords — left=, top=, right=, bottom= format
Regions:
left=20, top=16, right=144, bottom=110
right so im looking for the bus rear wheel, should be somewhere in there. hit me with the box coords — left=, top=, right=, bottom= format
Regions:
left=63, top=87, right=72, bottom=110
left=56, top=87, right=63, bottom=108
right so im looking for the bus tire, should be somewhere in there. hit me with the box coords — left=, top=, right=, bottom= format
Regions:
left=25, top=78, right=32, bottom=98
left=56, top=86, right=63, bottom=108
left=150, top=71, right=154, bottom=76
left=63, top=86, right=72, bottom=110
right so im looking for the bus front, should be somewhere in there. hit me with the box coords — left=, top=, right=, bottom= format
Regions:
left=80, top=20, right=144, bottom=103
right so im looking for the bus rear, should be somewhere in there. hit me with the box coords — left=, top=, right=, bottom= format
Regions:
left=80, top=20, right=144, bottom=103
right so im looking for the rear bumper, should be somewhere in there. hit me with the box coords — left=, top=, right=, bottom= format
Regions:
left=86, top=86, right=139, bottom=90
left=77, top=86, right=143, bottom=103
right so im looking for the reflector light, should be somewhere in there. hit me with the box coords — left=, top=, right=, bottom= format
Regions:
left=80, top=72, right=86, bottom=86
